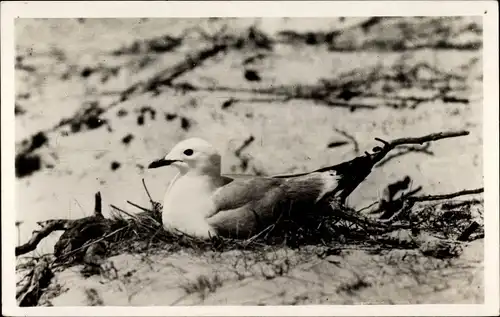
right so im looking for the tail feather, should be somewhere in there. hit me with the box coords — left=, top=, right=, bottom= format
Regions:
left=273, top=154, right=375, bottom=203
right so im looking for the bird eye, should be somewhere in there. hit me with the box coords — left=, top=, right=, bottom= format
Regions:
left=183, top=149, right=194, bottom=156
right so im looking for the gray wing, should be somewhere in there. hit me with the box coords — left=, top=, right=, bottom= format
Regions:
left=212, top=177, right=284, bottom=211
left=208, top=177, right=286, bottom=238
left=208, top=171, right=342, bottom=238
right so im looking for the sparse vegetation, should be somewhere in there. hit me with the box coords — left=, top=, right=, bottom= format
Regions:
left=180, top=274, right=224, bottom=300
left=84, top=288, right=104, bottom=306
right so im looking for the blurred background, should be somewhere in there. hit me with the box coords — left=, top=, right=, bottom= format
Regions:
left=15, top=17, right=483, bottom=255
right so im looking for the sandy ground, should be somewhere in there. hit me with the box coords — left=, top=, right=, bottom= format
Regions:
left=14, top=18, right=484, bottom=305
left=40, top=239, right=483, bottom=306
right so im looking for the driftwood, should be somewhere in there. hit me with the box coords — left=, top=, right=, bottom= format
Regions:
left=16, top=257, right=54, bottom=307
left=15, top=193, right=120, bottom=306
left=15, top=220, right=71, bottom=256
left=320, top=130, right=471, bottom=205
left=15, top=192, right=108, bottom=257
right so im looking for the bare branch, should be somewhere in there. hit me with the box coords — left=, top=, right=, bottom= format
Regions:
left=369, top=130, right=470, bottom=167
left=376, top=144, right=433, bottom=167
left=321, top=99, right=377, bottom=110
left=126, top=200, right=153, bottom=213
left=235, top=135, right=255, bottom=157
left=374, top=137, right=390, bottom=146
left=401, top=187, right=423, bottom=199
left=356, top=201, right=379, bottom=214
left=409, top=188, right=484, bottom=202
left=390, top=130, right=470, bottom=147
left=36, top=219, right=73, bottom=230
left=333, top=127, right=360, bottom=155
left=110, top=204, right=140, bottom=220
left=143, top=43, right=229, bottom=92
left=94, top=192, right=102, bottom=217
left=16, top=220, right=74, bottom=256
left=380, top=187, right=483, bottom=224
left=142, top=178, right=154, bottom=205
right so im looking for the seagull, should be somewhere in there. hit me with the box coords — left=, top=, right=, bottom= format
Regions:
left=148, top=138, right=343, bottom=239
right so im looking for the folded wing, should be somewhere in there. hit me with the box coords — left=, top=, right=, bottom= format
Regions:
left=208, top=169, right=342, bottom=238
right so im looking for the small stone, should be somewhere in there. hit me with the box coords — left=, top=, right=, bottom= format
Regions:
left=137, top=115, right=144, bottom=126
left=244, top=69, right=261, bottom=82
left=121, top=134, right=134, bottom=145
left=180, top=117, right=191, bottom=131
left=165, top=113, right=178, bottom=121
left=111, top=161, right=121, bottom=171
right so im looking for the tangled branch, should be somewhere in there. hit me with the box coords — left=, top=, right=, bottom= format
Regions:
left=15, top=220, right=72, bottom=256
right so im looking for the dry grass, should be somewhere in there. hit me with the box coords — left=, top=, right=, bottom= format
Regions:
left=62, top=191, right=481, bottom=265
left=179, top=274, right=224, bottom=300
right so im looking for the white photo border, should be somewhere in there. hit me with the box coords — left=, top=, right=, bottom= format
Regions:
left=2, top=1, right=498, bottom=316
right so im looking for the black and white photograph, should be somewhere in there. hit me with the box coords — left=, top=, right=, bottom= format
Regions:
left=2, top=1, right=499, bottom=316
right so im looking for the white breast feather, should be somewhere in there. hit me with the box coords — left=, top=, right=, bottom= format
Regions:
left=162, top=176, right=217, bottom=238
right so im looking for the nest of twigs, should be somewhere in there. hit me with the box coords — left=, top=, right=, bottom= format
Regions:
left=51, top=185, right=484, bottom=269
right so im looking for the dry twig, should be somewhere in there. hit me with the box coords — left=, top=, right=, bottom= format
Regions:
left=16, top=220, right=73, bottom=256
left=333, top=127, right=360, bottom=154
left=380, top=187, right=484, bottom=224
left=409, top=188, right=484, bottom=202
left=376, top=143, right=433, bottom=167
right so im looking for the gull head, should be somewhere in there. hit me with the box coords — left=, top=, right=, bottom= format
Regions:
left=148, top=138, right=222, bottom=175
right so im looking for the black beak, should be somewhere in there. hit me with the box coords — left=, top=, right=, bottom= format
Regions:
left=148, top=159, right=179, bottom=169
